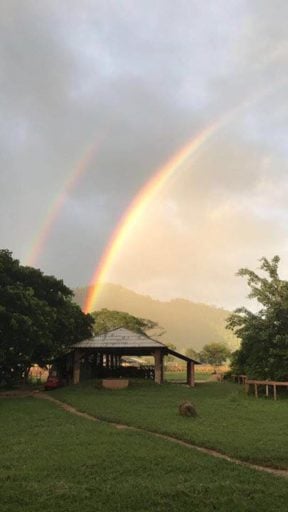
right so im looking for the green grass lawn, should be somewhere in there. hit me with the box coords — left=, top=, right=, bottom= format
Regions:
left=1, top=397, right=288, bottom=512
left=51, top=381, right=288, bottom=469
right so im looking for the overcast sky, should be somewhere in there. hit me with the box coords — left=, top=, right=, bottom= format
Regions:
left=1, top=1, right=288, bottom=309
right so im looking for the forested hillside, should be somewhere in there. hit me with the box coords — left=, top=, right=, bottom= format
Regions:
left=74, top=284, right=238, bottom=352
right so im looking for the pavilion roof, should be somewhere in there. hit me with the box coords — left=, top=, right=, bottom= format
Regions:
left=71, top=327, right=200, bottom=363
left=72, top=327, right=166, bottom=349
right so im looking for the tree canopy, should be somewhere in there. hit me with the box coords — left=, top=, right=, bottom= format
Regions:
left=226, top=256, right=288, bottom=380
left=0, top=250, right=93, bottom=383
left=185, top=347, right=200, bottom=360
left=199, top=343, right=230, bottom=368
left=91, top=308, right=160, bottom=336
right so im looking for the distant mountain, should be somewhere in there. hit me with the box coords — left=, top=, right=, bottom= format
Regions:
left=74, top=283, right=239, bottom=352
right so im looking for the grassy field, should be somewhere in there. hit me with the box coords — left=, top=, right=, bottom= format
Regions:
left=51, top=381, right=288, bottom=469
left=1, top=396, right=288, bottom=512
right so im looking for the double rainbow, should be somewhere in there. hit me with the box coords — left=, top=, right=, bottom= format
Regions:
left=23, top=79, right=286, bottom=312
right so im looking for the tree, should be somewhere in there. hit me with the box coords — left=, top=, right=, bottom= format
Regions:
left=199, top=342, right=231, bottom=370
left=165, top=342, right=177, bottom=362
left=91, top=308, right=160, bottom=336
left=226, top=256, right=288, bottom=380
left=0, top=250, right=93, bottom=383
left=185, top=347, right=199, bottom=360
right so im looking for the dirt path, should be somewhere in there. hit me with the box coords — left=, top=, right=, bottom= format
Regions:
left=0, top=389, right=34, bottom=398
left=31, top=392, right=288, bottom=480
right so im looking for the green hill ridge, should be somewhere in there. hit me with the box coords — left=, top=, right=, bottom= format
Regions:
left=74, top=283, right=239, bottom=352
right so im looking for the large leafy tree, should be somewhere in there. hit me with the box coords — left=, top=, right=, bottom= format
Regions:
left=226, top=256, right=288, bottom=380
left=91, top=308, right=160, bottom=336
left=199, top=343, right=231, bottom=369
left=0, top=250, right=93, bottom=383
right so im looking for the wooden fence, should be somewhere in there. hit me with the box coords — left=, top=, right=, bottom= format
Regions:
left=245, top=379, right=288, bottom=400
left=231, top=374, right=247, bottom=385
left=232, top=374, right=288, bottom=400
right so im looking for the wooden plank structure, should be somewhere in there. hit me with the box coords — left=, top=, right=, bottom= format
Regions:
left=245, top=379, right=288, bottom=400
left=69, top=327, right=200, bottom=387
left=231, top=374, right=247, bottom=385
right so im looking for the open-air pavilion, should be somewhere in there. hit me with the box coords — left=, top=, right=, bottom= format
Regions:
left=67, top=327, right=200, bottom=387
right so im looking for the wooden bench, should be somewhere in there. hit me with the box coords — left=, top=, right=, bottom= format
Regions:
left=102, top=379, right=129, bottom=390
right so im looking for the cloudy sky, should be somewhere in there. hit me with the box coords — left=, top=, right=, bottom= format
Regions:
left=1, top=0, right=288, bottom=310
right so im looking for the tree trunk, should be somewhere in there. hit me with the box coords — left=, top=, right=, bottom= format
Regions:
left=23, top=366, right=31, bottom=386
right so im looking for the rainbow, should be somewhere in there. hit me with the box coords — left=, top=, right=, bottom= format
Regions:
left=84, top=79, right=288, bottom=313
left=84, top=123, right=217, bottom=313
left=25, top=142, right=99, bottom=267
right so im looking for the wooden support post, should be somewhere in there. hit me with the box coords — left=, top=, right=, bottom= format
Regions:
left=266, top=384, right=269, bottom=398
left=66, top=354, right=71, bottom=384
left=186, top=361, right=195, bottom=387
left=245, top=380, right=249, bottom=395
left=73, top=350, right=81, bottom=384
left=273, top=384, right=277, bottom=400
left=154, top=349, right=164, bottom=384
left=254, top=383, right=258, bottom=398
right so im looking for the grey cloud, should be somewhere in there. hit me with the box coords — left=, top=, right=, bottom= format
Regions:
left=1, top=0, right=288, bottom=307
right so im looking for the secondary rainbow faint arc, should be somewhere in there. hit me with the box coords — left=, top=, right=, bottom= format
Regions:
left=84, top=124, right=217, bottom=313
left=26, top=142, right=99, bottom=267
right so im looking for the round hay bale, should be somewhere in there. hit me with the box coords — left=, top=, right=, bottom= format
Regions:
left=178, top=400, right=197, bottom=417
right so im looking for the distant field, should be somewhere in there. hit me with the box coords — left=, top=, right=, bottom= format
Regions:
left=1, top=396, right=288, bottom=512
left=52, top=380, right=288, bottom=469
left=165, top=371, right=212, bottom=381
left=165, top=364, right=229, bottom=382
